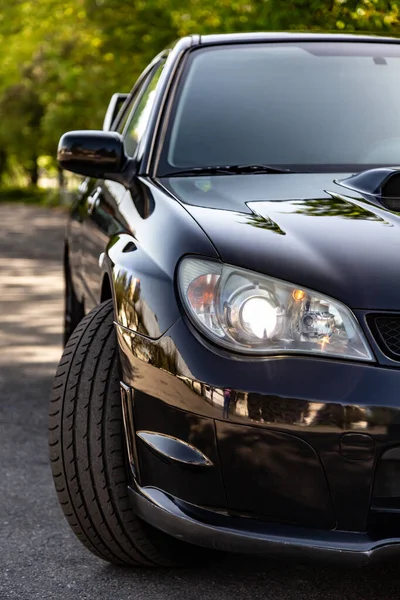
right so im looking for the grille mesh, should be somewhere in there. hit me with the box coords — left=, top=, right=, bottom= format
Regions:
left=375, top=317, right=400, bottom=358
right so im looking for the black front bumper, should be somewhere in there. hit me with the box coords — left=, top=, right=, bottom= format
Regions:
left=129, top=486, right=400, bottom=565
left=116, top=318, right=400, bottom=563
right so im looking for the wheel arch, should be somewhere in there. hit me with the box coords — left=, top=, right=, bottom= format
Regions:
left=100, top=271, right=113, bottom=303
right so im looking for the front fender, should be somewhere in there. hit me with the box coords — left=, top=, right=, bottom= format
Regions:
left=104, top=179, right=220, bottom=339
left=106, top=233, right=180, bottom=339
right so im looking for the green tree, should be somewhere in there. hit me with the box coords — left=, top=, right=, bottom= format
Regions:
left=0, top=0, right=399, bottom=187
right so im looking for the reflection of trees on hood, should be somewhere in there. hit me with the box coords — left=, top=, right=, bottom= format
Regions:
left=243, top=214, right=286, bottom=235
left=291, top=198, right=384, bottom=221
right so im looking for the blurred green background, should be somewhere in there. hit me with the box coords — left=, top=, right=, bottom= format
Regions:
left=0, top=0, right=398, bottom=203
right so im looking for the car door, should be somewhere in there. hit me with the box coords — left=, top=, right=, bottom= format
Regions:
left=67, top=177, right=93, bottom=304
left=81, top=60, right=166, bottom=311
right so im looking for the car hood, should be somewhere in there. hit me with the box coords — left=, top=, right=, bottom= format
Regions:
left=162, top=173, right=400, bottom=310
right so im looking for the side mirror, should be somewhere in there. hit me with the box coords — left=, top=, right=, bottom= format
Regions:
left=103, top=93, right=129, bottom=131
left=57, top=130, right=130, bottom=180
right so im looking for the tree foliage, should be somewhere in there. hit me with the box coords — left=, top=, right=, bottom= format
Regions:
left=0, top=0, right=399, bottom=185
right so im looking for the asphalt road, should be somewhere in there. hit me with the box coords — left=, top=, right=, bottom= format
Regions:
left=1, top=204, right=400, bottom=600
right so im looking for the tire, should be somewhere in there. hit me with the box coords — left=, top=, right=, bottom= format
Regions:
left=49, top=299, right=200, bottom=566
left=64, top=251, right=84, bottom=346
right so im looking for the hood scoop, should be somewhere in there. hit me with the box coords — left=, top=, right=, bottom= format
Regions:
left=337, top=167, right=400, bottom=210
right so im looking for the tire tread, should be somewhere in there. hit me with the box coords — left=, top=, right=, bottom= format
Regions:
left=49, top=300, right=178, bottom=566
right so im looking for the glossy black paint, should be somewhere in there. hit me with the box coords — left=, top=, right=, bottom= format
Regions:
left=115, top=317, right=400, bottom=535
left=105, top=179, right=217, bottom=338
left=338, top=167, right=400, bottom=197
left=163, top=173, right=400, bottom=310
left=133, top=393, right=226, bottom=507
left=58, top=130, right=132, bottom=181
left=61, top=32, right=400, bottom=561
left=216, top=421, right=334, bottom=528
left=373, top=447, right=400, bottom=500
left=129, top=486, right=400, bottom=565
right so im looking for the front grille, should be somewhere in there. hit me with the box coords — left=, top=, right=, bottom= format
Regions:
left=374, top=316, right=400, bottom=358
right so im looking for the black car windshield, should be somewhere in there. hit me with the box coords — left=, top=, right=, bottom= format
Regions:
left=159, top=41, right=400, bottom=175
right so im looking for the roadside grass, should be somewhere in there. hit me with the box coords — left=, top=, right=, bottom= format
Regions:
left=0, top=187, right=64, bottom=207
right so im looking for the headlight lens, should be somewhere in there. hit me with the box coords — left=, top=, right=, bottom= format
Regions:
left=178, top=257, right=374, bottom=361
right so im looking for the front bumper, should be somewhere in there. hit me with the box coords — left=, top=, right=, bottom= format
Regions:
left=116, top=317, right=400, bottom=562
left=129, top=486, right=400, bottom=565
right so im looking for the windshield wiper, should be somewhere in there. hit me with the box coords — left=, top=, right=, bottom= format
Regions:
left=161, top=164, right=294, bottom=177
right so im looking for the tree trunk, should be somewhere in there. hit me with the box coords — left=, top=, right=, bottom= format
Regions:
left=29, top=155, right=38, bottom=186
left=58, top=165, right=65, bottom=190
left=0, top=150, right=7, bottom=185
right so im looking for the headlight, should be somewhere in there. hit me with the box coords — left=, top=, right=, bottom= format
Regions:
left=178, top=257, right=374, bottom=361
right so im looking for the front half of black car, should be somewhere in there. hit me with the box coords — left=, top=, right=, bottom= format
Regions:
left=50, top=34, right=400, bottom=567
left=111, top=172, right=400, bottom=565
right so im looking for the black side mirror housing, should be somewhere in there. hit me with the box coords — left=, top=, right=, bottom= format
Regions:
left=57, top=130, right=135, bottom=184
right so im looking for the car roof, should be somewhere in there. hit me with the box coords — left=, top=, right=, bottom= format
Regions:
left=197, top=31, right=400, bottom=46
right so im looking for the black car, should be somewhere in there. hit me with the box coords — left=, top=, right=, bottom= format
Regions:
left=50, top=32, right=400, bottom=567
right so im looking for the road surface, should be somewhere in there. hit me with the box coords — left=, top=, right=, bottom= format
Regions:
left=0, top=204, right=399, bottom=599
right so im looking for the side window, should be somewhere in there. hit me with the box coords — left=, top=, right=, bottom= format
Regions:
left=115, top=87, right=143, bottom=134
left=123, top=61, right=165, bottom=157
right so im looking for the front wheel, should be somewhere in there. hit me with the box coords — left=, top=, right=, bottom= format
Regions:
left=49, top=300, right=202, bottom=566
